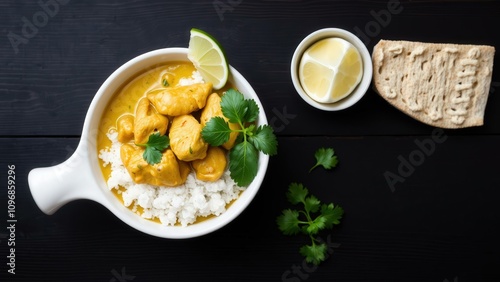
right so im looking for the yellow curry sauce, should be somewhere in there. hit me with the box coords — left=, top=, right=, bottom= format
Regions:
left=98, top=62, right=195, bottom=184
left=97, top=61, right=234, bottom=223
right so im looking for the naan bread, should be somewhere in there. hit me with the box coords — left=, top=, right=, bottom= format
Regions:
left=372, top=40, right=495, bottom=128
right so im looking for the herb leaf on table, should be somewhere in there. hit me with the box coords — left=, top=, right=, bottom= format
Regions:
left=277, top=182, right=344, bottom=265
left=310, top=147, right=338, bottom=172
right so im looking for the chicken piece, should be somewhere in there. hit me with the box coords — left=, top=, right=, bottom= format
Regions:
left=191, top=146, right=227, bottom=182
left=169, top=114, right=208, bottom=161
left=117, top=114, right=134, bottom=143
left=147, top=83, right=212, bottom=116
left=200, top=93, right=241, bottom=150
left=120, top=144, right=190, bottom=187
left=134, top=98, right=168, bottom=145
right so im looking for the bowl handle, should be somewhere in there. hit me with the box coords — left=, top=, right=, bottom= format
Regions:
left=28, top=144, right=105, bottom=215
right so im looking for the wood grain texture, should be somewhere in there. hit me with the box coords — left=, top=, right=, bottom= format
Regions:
left=0, top=135, right=499, bottom=281
left=1, top=1, right=499, bottom=281
left=1, top=0, right=499, bottom=136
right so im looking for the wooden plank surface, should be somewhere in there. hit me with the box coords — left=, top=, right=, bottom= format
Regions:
left=1, top=0, right=499, bottom=136
left=0, top=135, right=499, bottom=281
left=1, top=0, right=499, bottom=281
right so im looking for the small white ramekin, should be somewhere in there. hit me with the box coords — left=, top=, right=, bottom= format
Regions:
left=290, top=28, right=373, bottom=111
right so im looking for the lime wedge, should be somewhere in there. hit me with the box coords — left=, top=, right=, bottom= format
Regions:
left=188, top=28, right=229, bottom=90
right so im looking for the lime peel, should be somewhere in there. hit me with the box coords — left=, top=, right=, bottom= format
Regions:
left=188, top=28, right=229, bottom=90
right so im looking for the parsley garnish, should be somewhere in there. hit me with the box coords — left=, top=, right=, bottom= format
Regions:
left=309, top=147, right=338, bottom=172
left=277, top=183, right=344, bottom=265
left=201, top=88, right=278, bottom=186
left=135, top=132, right=170, bottom=165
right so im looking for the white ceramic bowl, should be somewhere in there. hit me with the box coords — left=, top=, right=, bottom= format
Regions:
left=290, top=28, right=373, bottom=111
left=28, top=48, right=269, bottom=239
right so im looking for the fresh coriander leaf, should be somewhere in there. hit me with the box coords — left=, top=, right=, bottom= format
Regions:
left=146, top=132, right=170, bottom=151
left=304, top=195, right=321, bottom=214
left=201, top=87, right=279, bottom=186
left=312, top=214, right=328, bottom=230
left=276, top=209, right=301, bottom=235
left=201, top=116, right=231, bottom=146
left=248, top=125, right=278, bottom=156
left=286, top=183, right=308, bottom=205
left=246, top=124, right=256, bottom=134
left=243, top=98, right=259, bottom=123
left=135, top=132, right=170, bottom=165
left=162, top=78, right=169, bottom=87
left=229, top=141, right=258, bottom=186
left=299, top=243, right=327, bottom=265
left=307, top=215, right=327, bottom=235
left=220, top=89, right=246, bottom=124
left=235, top=131, right=245, bottom=143
left=309, top=148, right=338, bottom=172
left=320, top=203, right=344, bottom=228
left=278, top=182, right=344, bottom=266
left=143, top=147, right=162, bottom=165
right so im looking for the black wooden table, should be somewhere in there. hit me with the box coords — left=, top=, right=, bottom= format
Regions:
left=1, top=1, right=499, bottom=281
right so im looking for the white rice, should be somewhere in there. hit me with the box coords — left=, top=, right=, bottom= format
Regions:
left=99, top=131, right=244, bottom=226
left=178, top=70, right=204, bottom=86
left=98, top=70, right=244, bottom=226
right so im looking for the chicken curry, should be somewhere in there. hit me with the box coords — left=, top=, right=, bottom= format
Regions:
left=97, top=62, right=239, bottom=197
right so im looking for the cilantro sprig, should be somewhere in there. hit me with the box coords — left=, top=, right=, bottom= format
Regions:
left=277, top=183, right=344, bottom=265
left=135, top=132, right=170, bottom=165
left=309, top=147, right=338, bottom=172
left=201, top=88, right=278, bottom=186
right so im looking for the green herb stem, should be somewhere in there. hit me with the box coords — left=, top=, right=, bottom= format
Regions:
left=277, top=182, right=343, bottom=266
left=299, top=208, right=313, bottom=224
left=201, top=88, right=277, bottom=186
